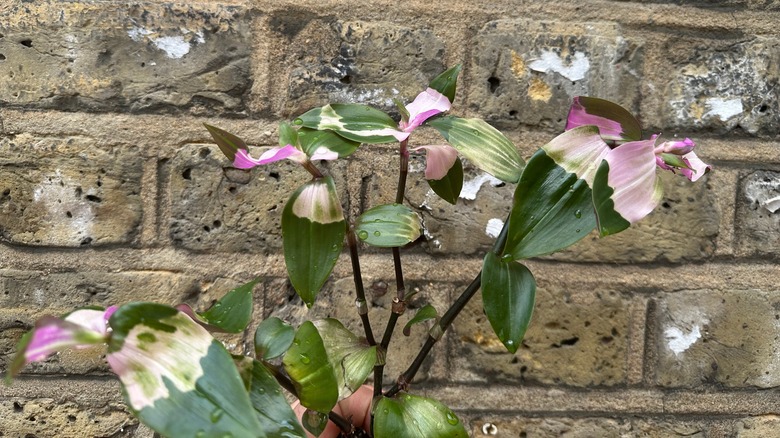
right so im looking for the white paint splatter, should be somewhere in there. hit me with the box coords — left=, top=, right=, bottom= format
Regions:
left=744, top=174, right=780, bottom=213
left=152, top=35, right=191, bottom=59
left=485, top=218, right=504, bottom=238
left=529, top=51, right=590, bottom=82
left=704, top=98, right=743, bottom=121
left=460, top=173, right=504, bottom=200
left=33, top=288, right=45, bottom=306
left=664, top=325, right=701, bottom=355
left=331, top=87, right=399, bottom=107
left=127, top=26, right=204, bottom=59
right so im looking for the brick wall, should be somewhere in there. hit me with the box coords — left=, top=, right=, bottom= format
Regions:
left=1, top=0, right=779, bottom=436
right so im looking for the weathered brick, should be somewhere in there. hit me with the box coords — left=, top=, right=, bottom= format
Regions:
left=617, top=0, right=780, bottom=11
left=168, top=144, right=348, bottom=253
left=265, top=276, right=451, bottom=384
left=451, top=283, right=631, bottom=386
left=735, top=416, right=780, bottom=437
left=0, top=397, right=136, bottom=438
left=551, top=170, right=719, bottom=263
left=663, top=37, right=779, bottom=136
left=469, top=20, right=643, bottom=130
left=0, top=270, right=204, bottom=375
left=653, top=289, right=780, bottom=388
left=467, top=416, right=629, bottom=437
left=0, top=134, right=142, bottom=247
left=276, top=18, right=446, bottom=116
left=736, top=170, right=780, bottom=257
left=0, top=2, right=251, bottom=115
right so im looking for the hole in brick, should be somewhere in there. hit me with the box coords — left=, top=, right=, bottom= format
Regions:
left=85, top=195, right=102, bottom=203
left=199, top=148, right=211, bottom=158
left=662, top=202, right=671, bottom=209
left=611, top=327, right=619, bottom=336
left=80, top=237, right=93, bottom=245
left=601, top=336, right=614, bottom=344
left=140, top=62, right=145, bottom=67
left=203, top=225, right=211, bottom=232
left=212, top=220, right=221, bottom=228
left=758, top=104, right=768, bottom=113
left=20, top=39, right=32, bottom=47
left=487, top=76, right=500, bottom=94
left=75, top=187, right=82, bottom=197
left=67, top=415, right=76, bottom=422
left=182, top=168, right=192, bottom=180
left=508, top=110, right=517, bottom=116
left=2, top=188, right=10, bottom=196
left=13, top=402, right=23, bottom=412
left=267, top=205, right=277, bottom=212
left=66, top=211, right=72, bottom=218
left=228, top=186, right=236, bottom=194
left=0, top=54, right=5, bottom=61
left=510, top=357, right=519, bottom=364
left=552, top=336, right=579, bottom=348
left=340, top=75, right=352, bottom=84
left=269, top=171, right=280, bottom=181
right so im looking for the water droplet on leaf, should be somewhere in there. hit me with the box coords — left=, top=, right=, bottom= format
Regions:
left=293, top=118, right=303, bottom=125
left=373, top=231, right=381, bottom=237
left=446, top=411, right=459, bottom=425
left=300, top=353, right=311, bottom=364
left=574, top=209, right=582, bottom=218
left=357, top=230, right=369, bottom=240
left=210, top=408, right=224, bottom=423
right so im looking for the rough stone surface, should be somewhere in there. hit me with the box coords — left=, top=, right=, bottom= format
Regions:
left=736, top=170, right=780, bottom=256
left=451, top=284, right=631, bottom=386
left=168, top=143, right=347, bottom=253
left=0, top=2, right=252, bottom=116
left=735, top=415, right=780, bottom=437
left=664, top=37, right=780, bottom=136
left=469, top=20, right=643, bottom=130
left=0, top=397, right=136, bottom=438
left=654, top=289, right=780, bottom=388
left=277, top=18, right=446, bottom=116
left=0, top=134, right=142, bottom=247
left=550, top=170, right=719, bottom=263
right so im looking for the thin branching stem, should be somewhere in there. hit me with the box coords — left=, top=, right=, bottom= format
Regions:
left=347, top=225, right=376, bottom=346
left=385, top=216, right=511, bottom=397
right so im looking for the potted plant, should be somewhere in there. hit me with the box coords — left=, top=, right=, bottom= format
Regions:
left=7, top=65, right=709, bottom=437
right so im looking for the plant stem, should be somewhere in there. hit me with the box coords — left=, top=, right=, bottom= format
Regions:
left=384, top=216, right=511, bottom=397
left=374, top=139, right=411, bottom=398
left=347, top=226, right=376, bottom=346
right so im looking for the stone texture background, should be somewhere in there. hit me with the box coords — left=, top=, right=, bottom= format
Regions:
left=0, top=0, right=779, bottom=436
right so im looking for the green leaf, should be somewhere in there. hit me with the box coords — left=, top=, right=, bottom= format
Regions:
left=246, top=358, right=306, bottom=438
left=282, top=321, right=339, bottom=413
left=374, top=394, right=468, bottom=438
left=354, top=204, right=421, bottom=247
left=302, top=410, right=329, bottom=437
left=428, top=64, right=462, bottom=103
left=296, top=104, right=401, bottom=144
left=282, top=177, right=346, bottom=307
left=204, top=124, right=248, bottom=162
left=403, top=304, right=438, bottom=336
left=427, top=156, right=463, bottom=205
left=279, top=121, right=299, bottom=147
left=482, top=253, right=536, bottom=353
left=503, top=149, right=596, bottom=260
left=313, top=319, right=376, bottom=398
left=198, top=279, right=258, bottom=333
left=592, top=159, right=632, bottom=237
left=297, top=127, right=361, bottom=158
left=107, top=303, right=264, bottom=437
left=254, top=317, right=295, bottom=360
left=428, top=116, right=524, bottom=183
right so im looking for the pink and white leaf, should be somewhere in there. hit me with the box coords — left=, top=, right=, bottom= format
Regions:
left=604, top=139, right=664, bottom=224
left=542, top=126, right=611, bottom=187
left=411, top=145, right=458, bottom=180
left=400, top=88, right=451, bottom=133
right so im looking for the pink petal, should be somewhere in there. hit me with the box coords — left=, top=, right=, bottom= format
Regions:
left=400, top=88, right=451, bottom=133
left=542, top=126, right=611, bottom=187
left=566, top=97, right=628, bottom=142
left=411, top=145, right=458, bottom=180
left=25, top=314, right=107, bottom=363
left=233, top=145, right=307, bottom=168
left=679, top=151, right=711, bottom=182
left=604, top=139, right=664, bottom=224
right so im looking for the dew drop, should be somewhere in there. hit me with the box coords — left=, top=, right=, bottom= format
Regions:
left=574, top=209, right=582, bottom=218
left=472, top=129, right=480, bottom=136
left=575, top=229, right=581, bottom=233
left=505, top=339, right=514, bottom=346
left=383, top=409, right=389, bottom=414
left=357, top=230, right=369, bottom=240
left=500, top=254, right=512, bottom=262
left=195, top=431, right=206, bottom=438
left=373, top=231, right=381, bottom=237
left=445, top=411, right=459, bottom=425
left=293, top=118, right=303, bottom=125
left=210, top=408, right=224, bottom=423
left=300, top=353, right=311, bottom=364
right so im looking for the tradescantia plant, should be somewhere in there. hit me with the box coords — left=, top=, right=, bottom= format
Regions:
left=8, top=66, right=710, bottom=437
